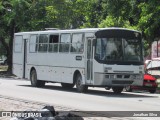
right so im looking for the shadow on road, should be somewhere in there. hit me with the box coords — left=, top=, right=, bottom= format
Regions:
left=18, top=84, right=158, bottom=98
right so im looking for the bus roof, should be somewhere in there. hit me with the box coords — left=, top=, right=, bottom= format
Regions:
left=15, top=27, right=140, bottom=35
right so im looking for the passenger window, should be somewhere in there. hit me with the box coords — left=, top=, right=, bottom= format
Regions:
left=59, top=34, right=71, bottom=52
left=38, top=34, right=48, bottom=52
left=71, top=33, right=84, bottom=53
left=14, top=35, right=23, bottom=53
left=30, top=35, right=38, bottom=53
left=48, top=34, right=59, bottom=52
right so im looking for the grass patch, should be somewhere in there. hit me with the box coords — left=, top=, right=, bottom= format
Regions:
left=0, top=65, right=8, bottom=71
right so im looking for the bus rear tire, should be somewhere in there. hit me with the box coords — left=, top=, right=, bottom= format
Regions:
left=61, top=83, right=74, bottom=88
left=112, top=87, right=123, bottom=94
left=30, top=69, right=45, bottom=87
left=76, top=74, right=88, bottom=93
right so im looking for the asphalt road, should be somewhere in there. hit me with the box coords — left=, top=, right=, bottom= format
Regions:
left=0, top=77, right=160, bottom=119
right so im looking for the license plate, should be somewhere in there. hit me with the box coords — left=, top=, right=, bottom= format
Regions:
left=145, top=83, right=152, bottom=87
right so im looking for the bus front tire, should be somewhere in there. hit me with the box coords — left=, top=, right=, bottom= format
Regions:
left=61, top=83, right=74, bottom=88
left=30, top=70, right=45, bottom=87
left=124, top=86, right=132, bottom=92
left=112, top=87, right=123, bottom=94
left=76, top=74, right=88, bottom=93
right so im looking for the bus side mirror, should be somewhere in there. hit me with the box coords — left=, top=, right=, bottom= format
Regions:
left=93, top=39, right=96, bottom=46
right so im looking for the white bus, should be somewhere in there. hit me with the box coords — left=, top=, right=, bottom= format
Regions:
left=12, top=28, right=144, bottom=93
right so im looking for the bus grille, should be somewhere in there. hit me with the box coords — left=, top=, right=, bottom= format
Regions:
left=105, top=74, right=131, bottom=79
left=112, top=80, right=133, bottom=84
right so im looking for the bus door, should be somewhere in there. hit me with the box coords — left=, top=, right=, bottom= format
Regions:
left=23, top=39, right=27, bottom=78
left=86, top=38, right=93, bottom=84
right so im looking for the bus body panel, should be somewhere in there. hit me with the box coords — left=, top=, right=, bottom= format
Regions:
left=12, top=28, right=144, bottom=91
left=93, top=59, right=143, bottom=86
left=26, top=53, right=85, bottom=83
left=12, top=35, right=24, bottom=78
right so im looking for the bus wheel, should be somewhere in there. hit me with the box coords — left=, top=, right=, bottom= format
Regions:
left=124, top=86, right=132, bottom=92
left=30, top=70, right=45, bottom=87
left=76, top=74, right=88, bottom=93
left=112, top=87, right=123, bottom=94
left=61, top=83, right=74, bottom=88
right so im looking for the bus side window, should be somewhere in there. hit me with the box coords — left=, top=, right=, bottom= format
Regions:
left=38, top=34, right=48, bottom=52
left=48, top=35, right=59, bottom=52
left=71, top=33, right=83, bottom=53
left=14, top=35, right=23, bottom=53
left=29, top=35, right=38, bottom=53
left=59, top=33, right=71, bottom=53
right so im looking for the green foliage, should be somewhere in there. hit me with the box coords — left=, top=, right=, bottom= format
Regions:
left=98, top=0, right=160, bottom=57
left=138, top=1, right=160, bottom=40
left=99, top=15, right=127, bottom=27
left=0, top=42, right=6, bottom=57
left=1, top=0, right=160, bottom=61
left=82, top=0, right=104, bottom=28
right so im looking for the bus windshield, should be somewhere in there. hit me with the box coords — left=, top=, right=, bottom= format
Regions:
left=95, top=36, right=143, bottom=65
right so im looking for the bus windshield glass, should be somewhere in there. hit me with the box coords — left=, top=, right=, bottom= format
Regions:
left=95, top=30, right=143, bottom=65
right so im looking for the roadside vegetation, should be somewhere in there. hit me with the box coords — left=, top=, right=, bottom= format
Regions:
left=0, top=65, right=8, bottom=72
left=0, top=65, right=11, bottom=77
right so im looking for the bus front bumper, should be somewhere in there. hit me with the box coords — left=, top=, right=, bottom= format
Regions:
left=94, top=72, right=143, bottom=87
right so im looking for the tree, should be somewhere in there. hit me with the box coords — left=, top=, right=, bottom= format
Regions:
left=0, top=0, right=90, bottom=72
left=0, top=0, right=33, bottom=72
left=98, top=0, right=160, bottom=57
left=138, top=1, right=160, bottom=44
left=98, top=0, right=139, bottom=28
left=45, top=0, right=91, bottom=29
left=82, top=0, right=105, bottom=28
left=1, top=0, right=160, bottom=73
